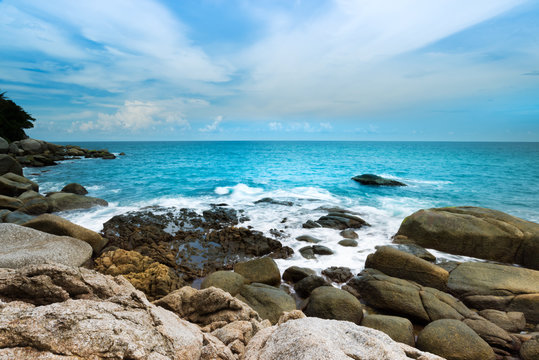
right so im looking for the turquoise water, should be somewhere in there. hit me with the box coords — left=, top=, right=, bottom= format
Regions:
left=25, top=141, right=539, bottom=273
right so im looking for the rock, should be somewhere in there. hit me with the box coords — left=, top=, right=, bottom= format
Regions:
left=340, top=229, right=358, bottom=239
left=338, top=239, right=358, bottom=247
left=394, top=206, right=539, bottom=269
left=294, top=275, right=330, bottom=298
left=352, top=174, right=407, bottom=186
left=4, top=210, right=34, bottom=224
left=0, top=223, right=92, bottom=268
left=1, top=172, right=38, bottom=191
left=17, top=189, right=42, bottom=201
left=299, top=245, right=334, bottom=259
left=61, top=182, right=88, bottom=195
left=0, top=154, right=22, bottom=176
left=520, top=334, right=539, bottom=360
left=18, top=196, right=49, bottom=215
left=155, top=286, right=270, bottom=331
left=23, top=213, right=108, bottom=253
left=202, top=206, right=240, bottom=229
left=0, top=209, right=9, bottom=221
left=282, top=266, right=316, bottom=283
left=254, top=197, right=293, bottom=206
left=322, top=266, right=354, bottom=283
left=119, top=152, right=126, bottom=155
left=295, top=234, right=322, bottom=243
left=237, top=283, right=296, bottom=324
left=365, top=246, right=449, bottom=290
left=478, top=310, right=526, bottom=333
left=361, top=315, right=415, bottom=346
left=234, top=257, right=281, bottom=286
left=244, top=317, right=442, bottom=360
left=381, top=243, right=436, bottom=262
left=462, top=317, right=520, bottom=353
left=7, top=142, right=20, bottom=155
left=302, top=220, right=321, bottom=228
left=0, top=194, right=23, bottom=210
left=304, top=286, right=363, bottom=324
left=95, top=249, right=184, bottom=300
left=46, top=192, right=108, bottom=212
left=19, top=138, right=43, bottom=154
left=201, top=271, right=246, bottom=296
left=0, top=175, right=32, bottom=197
left=0, top=289, right=212, bottom=359
left=0, top=137, right=7, bottom=153
left=417, top=319, right=496, bottom=360
left=447, top=261, right=539, bottom=323
left=315, top=212, right=370, bottom=230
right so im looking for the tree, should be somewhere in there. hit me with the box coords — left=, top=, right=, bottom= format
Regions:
left=0, top=92, right=35, bottom=142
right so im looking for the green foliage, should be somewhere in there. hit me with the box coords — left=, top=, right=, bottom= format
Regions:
left=0, top=92, right=35, bottom=142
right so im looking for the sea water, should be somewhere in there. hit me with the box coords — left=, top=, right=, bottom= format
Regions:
left=24, top=141, right=539, bottom=275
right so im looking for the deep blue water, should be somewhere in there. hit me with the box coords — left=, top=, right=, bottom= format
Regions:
left=25, top=141, right=539, bottom=272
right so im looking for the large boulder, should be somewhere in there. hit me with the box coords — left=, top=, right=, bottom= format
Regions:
left=0, top=154, right=22, bottom=176
left=4, top=210, right=34, bottom=224
left=94, top=249, right=184, bottom=301
left=352, top=174, right=406, bottom=186
left=0, top=175, right=32, bottom=197
left=0, top=137, right=8, bottom=153
left=237, top=283, right=296, bottom=324
left=395, top=206, right=539, bottom=269
left=23, top=213, right=108, bottom=253
left=304, top=286, right=363, bottom=325
left=201, top=271, right=246, bottom=296
left=244, top=317, right=443, bottom=360
left=361, top=315, right=415, bottom=346
left=282, top=266, right=316, bottom=283
left=234, top=257, right=281, bottom=286
left=19, top=138, right=43, bottom=154
left=521, top=334, right=539, bottom=360
left=447, top=261, right=539, bottom=323
left=478, top=309, right=526, bottom=333
left=365, top=246, right=449, bottom=290
left=1, top=172, right=38, bottom=191
left=0, top=194, right=23, bottom=210
left=18, top=196, right=49, bottom=215
left=0, top=223, right=92, bottom=268
left=46, top=192, right=108, bottom=212
left=417, top=319, right=496, bottom=360
left=61, top=182, right=88, bottom=195
left=294, top=275, right=330, bottom=298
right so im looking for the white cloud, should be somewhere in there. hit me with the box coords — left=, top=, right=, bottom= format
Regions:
left=199, top=115, right=223, bottom=132
left=320, top=122, right=332, bottom=130
left=269, top=121, right=283, bottom=130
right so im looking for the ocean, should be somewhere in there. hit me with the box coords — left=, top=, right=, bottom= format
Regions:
left=24, top=141, right=539, bottom=275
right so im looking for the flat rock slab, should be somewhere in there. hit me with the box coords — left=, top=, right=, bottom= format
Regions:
left=0, top=223, right=92, bottom=268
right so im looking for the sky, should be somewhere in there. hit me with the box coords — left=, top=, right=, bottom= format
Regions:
left=0, top=0, right=538, bottom=141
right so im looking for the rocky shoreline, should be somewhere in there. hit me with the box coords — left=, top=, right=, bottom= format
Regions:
left=0, top=139, right=538, bottom=359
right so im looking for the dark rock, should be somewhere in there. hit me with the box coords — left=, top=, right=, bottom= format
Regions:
left=233, top=257, right=281, bottom=286
left=0, top=137, right=8, bottom=154
left=352, top=174, right=406, bottom=186
left=202, top=206, right=239, bottom=229
left=304, top=286, right=363, bottom=325
left=338, top=239, right=358, bottom=247
left=201, top=271, right=246, bottom=296
left=18, top=196, right=49, bottom=215
left=299, top=245, right=334, bottom=259
left=0, top=175, right=32, bottom=197
left=4, top=210, right=34, bottom=224
left=254, top=197, right=293, bottom=206
left=296, top=235, right=322, bottom=243
left=322, top=266, right=353, bottom=283
left=478, top=310, right=526, bottom=333
left=361, top=315, right=415, bottom=346
left=119, top=152, right=126, bottom=156
left=282, top=266, right=316, bottom=283
left=237, top=283, right=296, bottom=324
left=302, top=220, right=321, bottom=229
left=417, top=319, right=496, bottom=360
left=0, top=195, right=23, bottom=210
left=0, top=209, right=10, bottom=222
left=381, top=243, right=436, bottom=262
left=294, top=275, right=331, bottom=298
left=315, top=212, right=369, bottom=230
left=394, top=206, right=539, bottom=269
left=2, top=172, right=38, bottom=192
left=340, top=229, right=358, bottom=239
left=61, top=182, right=88, bottom=195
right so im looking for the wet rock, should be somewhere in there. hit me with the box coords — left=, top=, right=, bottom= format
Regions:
left=338, top=239, right=358, bottom=247
left=237, top=283, right=296, bottom=325
left=202, top=206, right=239, bottom=229
left=361, top=315, right=415, bottom=346
left=520, top=334, right=539, bottom=360
left=46, top=192, right=108, bottom=212
left=304, top=286, right=363, bottom=324
left=447, top=261, right=539, bottom=323
left=282, top=266, right=316, bottom=283
left=201, top=271, right=246, bottom=296
left=23, top=213, right=108, bottom=253
left=296, top=234, right=322, bottom=243
left=299, top=245, right=334, bottom=259
left=244, top=317, right=443, bottom=360
left=395, top=206, right=539, bottom=269
left=254, top=197, right=293, bottom=206
left=94, top=249, right=184, bottom=301
left=0, top=154, right=22, bottom=176
left=0, top=223, right=92, bottom=268
left=381, top=243, right=436, bottom=262
left=352, top=174, right=407, bottom=186
left=365, top=246, right=449, bottom=290
left=294, top=275, right=331, bottom=298
left=234, top=257, right=281, bottom=286
left=417, top=319, right=496, bottom=360
left=340, top=229, right=358, bottom=239
left=61, top=182, right=88, bottom=195
left=315, top=212, right=370, bottom=230
left=478, top=310, right=526, bottom=333
left=302, top=220, right=321, bottom=229
left=322, top=266, right=354, bottom=283
left=0, top=194, right=23, bottom=210
left=3, top=210, right=34, bottom=224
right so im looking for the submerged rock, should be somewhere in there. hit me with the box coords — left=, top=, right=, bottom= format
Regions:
left=322, top=266, right=354, bottom=283
left=61, top=182, right=88, bottom=195
left=395, top=206, right=539, bottom=269
left=352, top=174, right=407, bottom=186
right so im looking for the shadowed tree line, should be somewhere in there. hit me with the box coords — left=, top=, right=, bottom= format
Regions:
left=0, top=92, right=35, bottom=142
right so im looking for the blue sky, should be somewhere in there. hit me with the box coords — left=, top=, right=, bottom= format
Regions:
left=0, top=0, right=538, bottom=141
